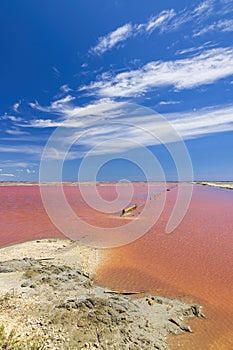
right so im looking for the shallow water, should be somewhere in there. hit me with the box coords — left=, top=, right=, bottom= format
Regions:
left=96, top=185, right=233, bottom=349
left=0, top=183, right=232, bottom=349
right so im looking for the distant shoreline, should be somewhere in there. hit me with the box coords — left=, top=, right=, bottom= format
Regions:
left=0, top=180, right=232, bottom=186
left=193, top=181, right=233, bottom=190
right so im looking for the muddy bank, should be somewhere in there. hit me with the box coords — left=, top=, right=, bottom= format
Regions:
left=0, top=239, right=204, bottom=350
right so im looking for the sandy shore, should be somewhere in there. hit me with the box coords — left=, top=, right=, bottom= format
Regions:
left=193, top=181, right=233, bottom=190
left=0, top=239, right=205, bottom=350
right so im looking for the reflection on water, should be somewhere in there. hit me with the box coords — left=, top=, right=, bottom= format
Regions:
left=0, top=183, right=233, bottom=349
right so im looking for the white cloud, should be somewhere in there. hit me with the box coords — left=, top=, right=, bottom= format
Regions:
left=0, top=173, right=15, bottom=177
left=0, top=145, right=42, bottom=156
left=0, top=162, right=34, bottom=168
left=29, top=95, right=74, bottom=113
left=51, top=95, right=75, bottom=107
left=145, top=10, right=175, bottom=33
left=193, top=23, right=215, bottom=36
left=0, top=114, right=23, bottom=122
left=0, top=169, right=2, bottom=171
left=24, top=168, right=35, bottom=174
left=193, top=0, right=215, bottom=16
left=13, top=101, right=21, bottom=113
left=89, top=1, right=233, bottom=55
left=159, top=101, right=181, bottom=105
left=194, top=19, right=233, bottom=36
left=167, top=105, right=233, bottom=138
left=218, top=19, right=233, bottom=32
left=90, top=10, right=176, bottom=55
left=91, top=23, right=133, bottom=55
left=156, top=2, right=210, bottom=33
left=26, top=119, right=62, bottom=128
left=81, top=47, right=233, bottom=97
left=218, top=0, right=233, bottom=15
left=23, top=98, right=233, bottom=158
left=60, top=84, right=72, bottom=93
left=175, top=42, right=216, bottom=55
left=6, top=128, right=29, bottom=135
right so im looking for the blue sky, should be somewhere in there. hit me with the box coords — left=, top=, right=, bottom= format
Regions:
left=0, top=0, right=233, bottom=181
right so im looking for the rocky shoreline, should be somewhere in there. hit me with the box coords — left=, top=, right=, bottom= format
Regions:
left=0, top=239, right=204, bottom=349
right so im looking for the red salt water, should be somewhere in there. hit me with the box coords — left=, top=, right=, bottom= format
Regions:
left=0, top=183, right=233, bottom=349
left=0, top=183, right=153, bottom=246
left=0, top=185, right=64, bottom=247
left=96, top=185, right=233, bottom=349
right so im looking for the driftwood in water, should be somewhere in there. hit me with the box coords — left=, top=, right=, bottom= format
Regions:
left=120, top=204, right=137, bottom=217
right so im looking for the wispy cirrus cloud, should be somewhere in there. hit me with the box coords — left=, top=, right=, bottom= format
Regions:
left=167, top=104, right=233, bottom=138
left=175, top=42, right=217, bottom=56
left=90, top=1, right=233, bottom=56
left=90, top=24, right=133, bottom=55
left=164, top=0, right=232, bottom=32
left=0, top=114, right=23, bottom=122
left=159, top=101, right=181, bottom=105
left=194, top=19, right=233, bottom=36
left=0, top=114, right=30, bottom=136
left=60, top=84, right=72, bottom=93
left=23, top=98, right=233, bottom=158
left=5, top=128, right=30, bottom=136
left=0, top=161, right=35, bottom=169
left=81, top=47, right=233, bottom=97
left=0, top=145, right=43, bottom=155
left=142, top=10, right=175, bottom=33
left=24, top=119, right=63, bottom=128
left=29, top=95, right=75, bottom=114
left=193, top=0, right=215, bottom=16
left=90, top=10, right=176, bottom=55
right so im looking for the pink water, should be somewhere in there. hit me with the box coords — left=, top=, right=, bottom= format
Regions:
left=0, top=183, right=233, bottom=349
left=96, top=185, right=233, bottom=349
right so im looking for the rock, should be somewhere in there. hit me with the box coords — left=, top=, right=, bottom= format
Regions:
left=180, top=324, right=192, bottom=333
left=148, top=298, right=155, bottom=306
left=156, top=298, right=163, bottom=304
left=21, top=281, right=29, bottom=288
left=85, top=298, right=95, bottom=307
left=169, top=317, right=192, bottom=333
left=0, top=243, right=200, bottom=350
left=0, top=266, right=15, bottom=273
left=191, top=304, right=206, bottom=318
left=82, top=272, right=90, bottom=278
